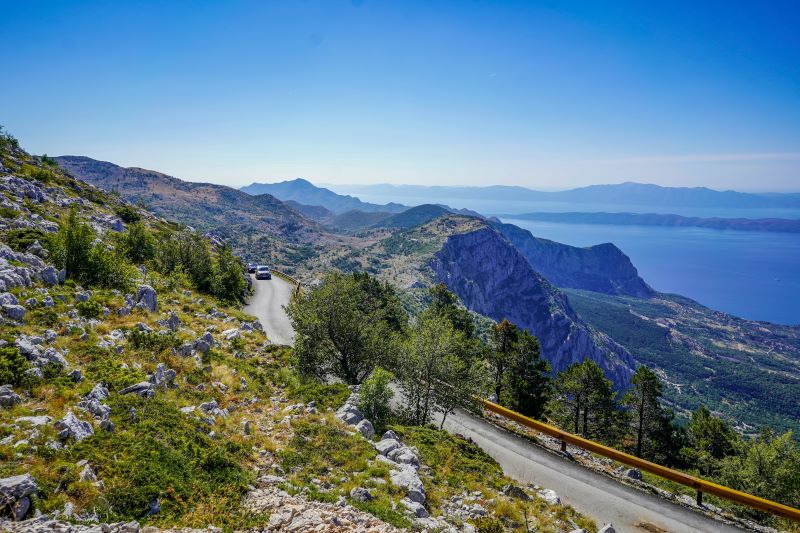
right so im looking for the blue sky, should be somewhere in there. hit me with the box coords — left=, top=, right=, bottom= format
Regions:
left=1, top=0, right=799, bottom=191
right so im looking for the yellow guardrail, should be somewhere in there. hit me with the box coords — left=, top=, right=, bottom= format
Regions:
left=480, top=399, right=800, bottom=522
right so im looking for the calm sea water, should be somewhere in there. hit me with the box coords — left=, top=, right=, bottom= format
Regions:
left=501, top=219, right=800, bottom=326
left=337, top=189, right=800, bottom=325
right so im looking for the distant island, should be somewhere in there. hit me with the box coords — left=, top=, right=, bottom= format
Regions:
left=500, top=211, right=800, bottom=234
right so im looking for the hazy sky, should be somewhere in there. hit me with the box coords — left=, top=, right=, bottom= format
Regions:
left=2, top=0, right=799, bottom=191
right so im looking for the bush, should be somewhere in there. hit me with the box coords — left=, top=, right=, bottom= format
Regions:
left=0, top=346, right=29, bottom=386
left=128, top=330, right=179, bottom=353
left=211, top=245, right=247, bottom=303
left=288, top=381, right=350, bottom=411
left=358, top=367, right=394, bottom=434
left=68, top=396, right=251, bottom=521
left=114, top=205, right=141, bottom=224
left=26, top=307, right=59, bottom=327
left=47, top=208, right=133, bottom=290
left=118, top=221, right=155, bottom=264
left=3, top=228, right=46, bottom=252
left=76, top=299, right=103, bottom=319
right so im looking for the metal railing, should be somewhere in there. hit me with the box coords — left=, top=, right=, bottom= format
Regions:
left=480, top=399, right=800, bottom=522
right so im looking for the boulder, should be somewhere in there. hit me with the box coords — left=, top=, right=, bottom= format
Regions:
left=335, top=403, right=363, bottom=425
left=0, top=292, right=18, bottom=306
left=136, top=285, right=157, bottom=312
left=354, top=419, right=375, bottom=439
left=119, top=381, right=155, bottom=398
left=537, top=488, right=561, bottom=505
left=54, top=411, right=94, bottom=441
left=2, top=304, right=26, bottom=320
left=374, top=437, right=401, bottom=456
left=625, top=468, right=642, bottom=481
left=38, top=266, right=59, bottom=286
left=222, top=328, right=240, bottom=341
left=390, top=464, right=425, bottom=503
left=0, top=385, right=21, bottom=407
left=502, top=483, right=530, bottom=501
left=349, top=487, right=374, bottom=502
left=401, top=497, right=429, bottom=518
left=150, top=363, right=176, bottom=389
left=0, top=474, right=37, bottom=520
left=166, top=312, right=182, bottom=331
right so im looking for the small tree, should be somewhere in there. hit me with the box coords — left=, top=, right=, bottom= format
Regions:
left=547, top=359, right=617, bottom=441
left=288, top=271, right=404, bottom=384
left=503, top=330, right=551, bottom=419
left=212, top=245, right=247, bottom=303
left=682, top=406, right=739, bottom=475
left=119, top=221, right=155, bottom=264
left=489, top=319, right=518, bottom=400
left=433, top=339, right=489, bottom=429
left=358, top=367, right=395, bottom=434
left=623, top=365, right=664, bottom=458
left=428, top=283, right=474, bottom=337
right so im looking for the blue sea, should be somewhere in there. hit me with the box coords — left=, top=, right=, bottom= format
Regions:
left=343, top=191, right=800, bottom=325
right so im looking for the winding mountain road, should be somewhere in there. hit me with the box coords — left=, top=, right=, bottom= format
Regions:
left=244, top=274, right=296, bottom=345
left=251, top=280, right=744, bottom=532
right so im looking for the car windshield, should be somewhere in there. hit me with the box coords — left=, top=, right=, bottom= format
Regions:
left=257, top=267, right=269, bottom=271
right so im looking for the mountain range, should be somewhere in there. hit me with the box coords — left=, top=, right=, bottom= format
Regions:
left=327, top=181, right=800, bottom=209
left=56, top=156, right=800, bottom=433
left=241, top=178, right=407, bottom=214
left=503, top=211, right=800, bottom=233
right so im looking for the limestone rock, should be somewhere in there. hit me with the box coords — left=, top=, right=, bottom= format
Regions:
left=136, top=285, right=157, bottom=312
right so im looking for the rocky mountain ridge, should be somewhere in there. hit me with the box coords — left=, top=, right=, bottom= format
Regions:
left=491, top=221, right=654, bottom=298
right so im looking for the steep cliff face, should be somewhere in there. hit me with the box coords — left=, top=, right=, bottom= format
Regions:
left=430, top=227, right=635, bottom=388
left=492, top=221, right=654, bottom=298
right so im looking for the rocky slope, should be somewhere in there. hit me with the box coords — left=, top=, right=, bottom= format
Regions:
left=2, top=133, right=594, bottom=531
left=430, top=226, right=636, bottom=387
left=54, top=156, right=350, bottom=269
left=491, top=221, right=654, bottom=297
left=566, top=289, right=800, bottom=435
left=303, top=214, right=637, bottom=388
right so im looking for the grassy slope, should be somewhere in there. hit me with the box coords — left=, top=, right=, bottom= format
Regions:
left=565, top=289, right=800, bottom=435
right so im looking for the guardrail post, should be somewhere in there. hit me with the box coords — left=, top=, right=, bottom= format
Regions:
left=696, top=490, right=703, bottom=506
left=560, top=439, right=567, bottom=453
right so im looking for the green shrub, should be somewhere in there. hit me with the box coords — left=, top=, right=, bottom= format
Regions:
left=76, top=299, right=103, bottom=319
left=3, top=228, right=46, bottom=252
left=0, top=347, right=29, bottom=386
left=68, top=396, right=251, bottom=521
left=84, top=358, right=147, bottom=391
left=358, top=367, right=394, bottom=434
left=287, top=381, right=350, bottom=411
left=472, top=517, right=504, bottom=533
left=114, top=205, right=141, bottom=224
left=26, top=307, right=59, bottom=327
left=0, top=206, right=19, bottom=219
left=128, top=330, right=179, bottom=353
left=28, top=168, right=56, bottom=184
left=47, top=208, right=133, bottom=290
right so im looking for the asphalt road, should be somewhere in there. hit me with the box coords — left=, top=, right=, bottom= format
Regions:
left=243, top=274, right=296, bottom=345
left=435, top=408, right=744, bottom=533
left=263, top=291, right=744, bottom=533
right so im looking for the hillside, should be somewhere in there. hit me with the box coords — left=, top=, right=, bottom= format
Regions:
left=566, top=289, right=800, bottom=434
left=302, top=214, right=637, bottom=388
left=54, top=156, right=349, bottom=269
left=491, top=221, right=655, bottom=297
left=504, top=211, right=800, bottom=234
left=241, top=178, right=407, bottom=214
left=2, top=132, right=594, bottom=532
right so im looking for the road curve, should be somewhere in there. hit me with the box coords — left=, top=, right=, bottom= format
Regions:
left=262, top=293, right=744, bottom=533
left=243, top=274, right=296, bottom=345
left=436, top=408, right=744, bottom=533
